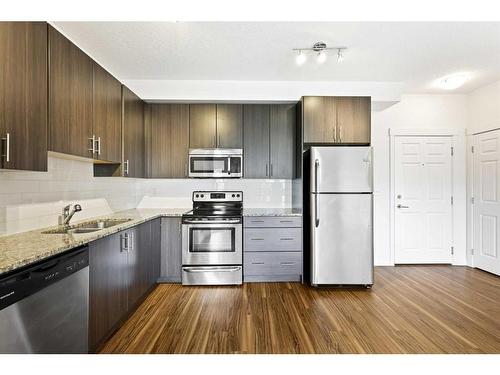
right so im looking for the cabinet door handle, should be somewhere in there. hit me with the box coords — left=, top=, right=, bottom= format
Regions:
left=185, top=163, right=188, bottom=177
left=88, top=135, right=96, bottom=154
left=250, top=238, right=265, bottom=241
left=97, top=137, right=101, bottom=155
left=339, top=124, right=342, bottom=143
left=265, top=164, right=268, bottom=177
left=333, top=124, right=337, bottom=142
left=279, top=220, right=293, bottom=223
left=280, top=262, right=295, bottom=266
left=1, top=133, right=10, bottom=162
left=251, top=262, right=265, bottom=265
left=280, top=238, right=294, bottom=241
left=213, top=135, right=216, bottom=148
left=218, top=135, right=221, bottom=147
left=251, top=220, right=265, bottom=223
left=270, top=163, right=273, bottom=177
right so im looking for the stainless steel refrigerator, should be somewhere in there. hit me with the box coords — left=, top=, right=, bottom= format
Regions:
left=309, top=146, right=373, bottom=286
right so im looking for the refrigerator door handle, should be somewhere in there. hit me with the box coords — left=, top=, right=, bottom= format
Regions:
left=314, top=159, right=319, bottom=193
left=314, top=159, right=320, bottom=227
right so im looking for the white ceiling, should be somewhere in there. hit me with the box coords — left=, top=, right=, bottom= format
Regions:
left=53, top=22, right=500, bottom=94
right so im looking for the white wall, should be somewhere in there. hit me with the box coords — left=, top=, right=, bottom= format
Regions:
left=467, top=80, right=500, bottom=134
left=372, top=95, right=468, bottom=265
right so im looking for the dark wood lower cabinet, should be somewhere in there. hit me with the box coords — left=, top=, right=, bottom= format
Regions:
left=89, top=220, right=161, bottom=351
left=89, top=231, right=128, bottom=351
left=160, top=217, right=182, bottom=282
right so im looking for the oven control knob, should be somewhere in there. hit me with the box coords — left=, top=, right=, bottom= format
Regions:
left=236, top=194, right=240, bottom=197
left=195, top=194, right=199, bottom=198
left=200, top=194, right=204, bottom=198
left=232, top=194, right=235, bottom=198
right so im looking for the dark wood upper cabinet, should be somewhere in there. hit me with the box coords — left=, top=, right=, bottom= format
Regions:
left=243, top=105, right=270, bottom=178
left=189, top=104, right=216, bottom=148
left=216, top=104, right=243, bottom=148
left=48, top=25, right=94, bottom=159
left=92, top=64, right=122, bottom=163
left=150, top=104, right=189, bottom=178
left=303, top=96, right=336, bottom=143
left=122, top=86, right=145, bottom=178
left=270, top=104, right=296, bottom=179
left=0, top=22, right=48, bottom=171
left=303, top=96, right=371, bottom=144
left=336, top=96, right=371, bottom=144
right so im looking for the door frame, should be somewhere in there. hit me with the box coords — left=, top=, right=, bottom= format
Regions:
left=468, top=127, right=500, bottom=270
left=389, top=128, right=459, bottom=265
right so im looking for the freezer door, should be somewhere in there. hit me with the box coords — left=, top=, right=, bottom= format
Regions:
left=310, top=146, right=372, bottom=193
left=310, top=193, right=373, bottom=285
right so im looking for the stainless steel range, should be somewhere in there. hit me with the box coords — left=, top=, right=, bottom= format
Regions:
left=181, top=191, right=243, bottom=285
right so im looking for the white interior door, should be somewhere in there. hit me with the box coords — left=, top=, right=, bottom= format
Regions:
left=473, top=130, right=500, bottom=276
left=394, top=136, right=453, bottom=264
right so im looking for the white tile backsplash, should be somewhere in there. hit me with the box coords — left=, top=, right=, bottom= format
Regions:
left=0, top=155, right=293, bottom=236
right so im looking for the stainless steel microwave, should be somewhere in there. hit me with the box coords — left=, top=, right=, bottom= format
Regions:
left=188, top=149, right=243, bottom=178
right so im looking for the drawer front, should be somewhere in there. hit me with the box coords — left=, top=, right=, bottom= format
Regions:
left=244, top=228, right=302, bottom=252
left=244, top=216, right=302, bottom=228
left=244, top=252, right=301, bottom=276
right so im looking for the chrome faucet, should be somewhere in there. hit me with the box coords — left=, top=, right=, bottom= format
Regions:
left=61, top=204, right=82, bottom=226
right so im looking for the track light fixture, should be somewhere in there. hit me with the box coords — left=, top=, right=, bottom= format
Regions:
left=292, top=42, right=347, bottom=66
left=295, top=50, right=307, bottom=65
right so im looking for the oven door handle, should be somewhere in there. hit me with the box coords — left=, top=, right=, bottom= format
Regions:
left=183, top=266, right=242, bottom=273
left=183, top=219, right=241, bottom=224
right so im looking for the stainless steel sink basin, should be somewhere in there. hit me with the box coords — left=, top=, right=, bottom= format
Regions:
left=42, top=219, right=133, bottom=235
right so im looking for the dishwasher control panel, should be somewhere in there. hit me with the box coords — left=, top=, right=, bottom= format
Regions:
left=0, top=246, right=89, bottom=310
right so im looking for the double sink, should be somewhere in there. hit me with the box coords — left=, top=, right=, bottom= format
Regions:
left=43, top=219, right=132, bottom=235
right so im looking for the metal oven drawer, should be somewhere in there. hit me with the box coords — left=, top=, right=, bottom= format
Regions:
left=182, top=266, right=242, bottom=285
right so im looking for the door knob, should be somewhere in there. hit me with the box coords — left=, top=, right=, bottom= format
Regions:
left=397, top=204, right=409, bottom=209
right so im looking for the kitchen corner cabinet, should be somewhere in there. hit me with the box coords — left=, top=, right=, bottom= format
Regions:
left=122, top=86, right=145, bottom=177
left=160, top=217, right=182, bottom=282
left=92, top=64, right=122, bottom=163
left=49, top=26, right=94, bottom=159
left=189, top=104, right=217, bottom=148
left=244, top=104, right=295, bottom=179
left=303, top=96, right=371, bottom=144
left=0, top=22, right=48, bottom=171
left=149, top=104, right=190, bottom=178
left=49, top=25, right=122, bottom=162
left=89, top=220, right=160, bottom=351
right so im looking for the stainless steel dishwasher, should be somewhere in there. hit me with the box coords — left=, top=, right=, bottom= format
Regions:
left=0, top=246, right=89, bottom=353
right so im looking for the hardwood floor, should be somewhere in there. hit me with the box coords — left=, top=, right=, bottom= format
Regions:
left=99, top=266, right=500, bottom=354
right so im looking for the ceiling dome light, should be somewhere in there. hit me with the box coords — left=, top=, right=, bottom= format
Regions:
left=317, top=51, right=327, bottom=64
left=295, top=51, right=306, bottom=66
left=436, top=73, right=470, bottom=90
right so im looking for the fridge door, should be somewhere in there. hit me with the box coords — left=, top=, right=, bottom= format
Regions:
left=310, top=146, right=372, bottom=193
left=310, top=193, right=373, bottom=285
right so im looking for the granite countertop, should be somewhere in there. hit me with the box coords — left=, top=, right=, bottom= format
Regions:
left=0, top=207, right=302, bottom=277
left=242, top=208, right=302, bottom=217
left=0, top=208, right=189, bottom=276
